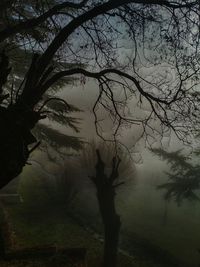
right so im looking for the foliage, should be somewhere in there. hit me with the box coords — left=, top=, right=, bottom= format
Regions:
left=150, top=148, right=191, bottom=171
left=151, top=148, right=200, bottom=205
left=42, top=166, right=79, bottom=209
left=34, top=123, right=83, bottom=152
left=0, top=0, right=84, bottom=158
left=18, top=164, right=78, bottom=213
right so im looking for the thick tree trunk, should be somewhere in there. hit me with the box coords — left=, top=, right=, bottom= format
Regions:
left=92, top=149, right=122, bottom=267
left=97, top=186, right=121, bottom=267
left=0, top=104, right=40, bottom=190
left=103, top=214, right=121, bottom=267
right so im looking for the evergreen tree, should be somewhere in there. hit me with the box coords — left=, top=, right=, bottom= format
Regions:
left=151, top=148, right=200, bottom=205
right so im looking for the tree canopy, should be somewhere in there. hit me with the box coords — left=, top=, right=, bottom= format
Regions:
left=0, top=0, right=200, bottom=188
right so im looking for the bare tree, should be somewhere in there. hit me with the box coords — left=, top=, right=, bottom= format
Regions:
left=0, top=0, right=200, bottom=189
left=80, top=141, right=135, bottom=267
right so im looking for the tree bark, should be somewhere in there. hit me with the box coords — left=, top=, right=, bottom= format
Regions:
left=97, top=185, right=121, bottom=267
left=0, top=104, right=41, bottom=190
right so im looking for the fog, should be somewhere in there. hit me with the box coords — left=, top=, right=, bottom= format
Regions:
left=17, top=78, right=200, bottom=267
left=1, top=1, right=200, bottom=267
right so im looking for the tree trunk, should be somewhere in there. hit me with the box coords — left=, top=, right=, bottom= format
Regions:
left=97, top=186, right=121, bottom=267
left=92, top=149, right=122, bottom=267
left=0, top=104, right=40, bottom=190
left=103, top=214, right=121, bottom=267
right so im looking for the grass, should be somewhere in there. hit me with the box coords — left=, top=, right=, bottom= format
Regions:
left=0, top=202, right=137, bottom=267
left=0, top=167, right=185, bottom=267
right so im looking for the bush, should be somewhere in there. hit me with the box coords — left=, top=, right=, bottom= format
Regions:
left=18, top=164, right=78, bottom=217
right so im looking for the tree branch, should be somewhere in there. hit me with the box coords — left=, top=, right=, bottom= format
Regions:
left=0, top=0, right=89, bottom=42
left=38, top=68, right=173, bottom=106
left=36, top=0, right=198, bottom=77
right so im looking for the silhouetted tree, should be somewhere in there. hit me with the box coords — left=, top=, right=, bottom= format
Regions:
left=92, top=150, right=121, bottom=267
left=80, top=142, right=135, bottom=267
left=1, top=8, right=84, bottom=155
left=151, top=148, right=200, bottom=205
left=0, top=0, right=200, bottom=190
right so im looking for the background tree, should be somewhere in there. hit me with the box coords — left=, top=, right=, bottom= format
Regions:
left=0, top=0, right=200, bottom=190
left=80, top=142, right=135, bottom=267
left=151, top=148, right=200, bottom=205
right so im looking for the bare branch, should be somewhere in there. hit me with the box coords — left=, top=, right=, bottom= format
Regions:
left=39, top=68, right=174, bottom=106
left=36, top=0, right=198, bottom=77
left=0, top=0, right=89, bottom=42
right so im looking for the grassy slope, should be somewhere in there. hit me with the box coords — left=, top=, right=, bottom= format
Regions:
left=0, top=166, right=184, bottom=267
left=0, top=203, right=137, bottom=267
